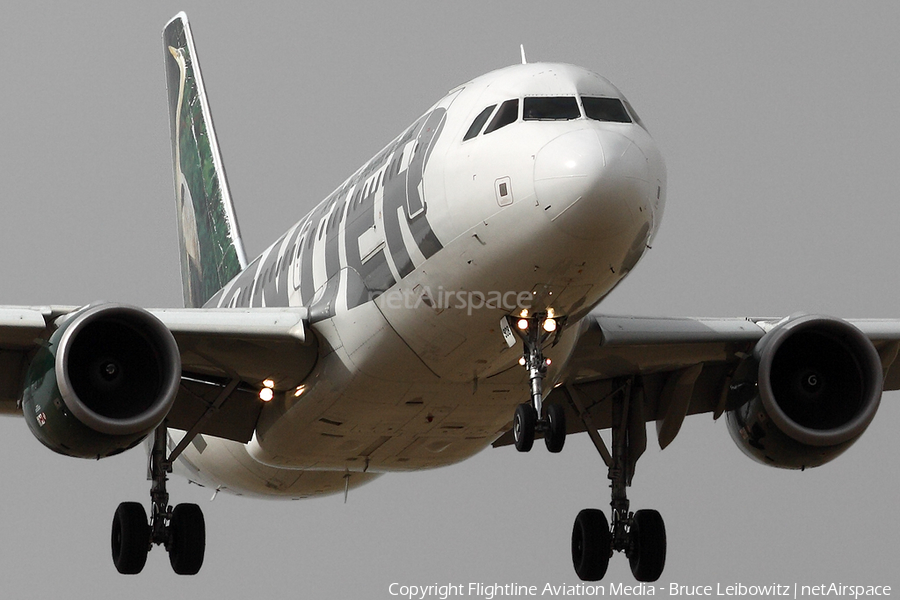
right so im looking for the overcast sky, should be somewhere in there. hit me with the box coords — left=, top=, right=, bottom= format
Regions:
left=1, top=2, right=899, bottom=598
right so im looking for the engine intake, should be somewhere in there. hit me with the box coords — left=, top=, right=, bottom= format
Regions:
left=22, top=304, right=181, bottom=458
left=726, top=314, right=882, bottom=469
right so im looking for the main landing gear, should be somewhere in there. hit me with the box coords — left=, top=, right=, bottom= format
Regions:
left=111, top=424, right=206, bottom=575
left=508, top=312, right=567, bottom=453
left=566, top=378, right=667, bottom=582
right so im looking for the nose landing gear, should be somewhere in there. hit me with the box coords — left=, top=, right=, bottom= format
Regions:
left=507, top=313, right=567, bottom=453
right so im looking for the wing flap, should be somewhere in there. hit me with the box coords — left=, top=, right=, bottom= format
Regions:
left=152, top=307, right=317, bottom=443
left=165, top=376, right=262, bottom=443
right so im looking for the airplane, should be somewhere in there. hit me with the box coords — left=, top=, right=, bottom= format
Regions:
left=1, top=11, right=897, bottom=582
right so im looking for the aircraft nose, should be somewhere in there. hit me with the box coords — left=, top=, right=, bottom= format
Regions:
left=534, top=128, right=653, bottom=241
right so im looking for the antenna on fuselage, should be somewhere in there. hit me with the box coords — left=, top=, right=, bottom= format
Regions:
left=520, top=44, right=527, bottom=64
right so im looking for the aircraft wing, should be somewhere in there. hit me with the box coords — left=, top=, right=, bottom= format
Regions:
left=0, top=305, right=317, bottom=444
left=493, top=313, right=900, bottom=449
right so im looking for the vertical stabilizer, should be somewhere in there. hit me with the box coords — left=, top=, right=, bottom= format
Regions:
left=163, top=13, right=247, bottom=308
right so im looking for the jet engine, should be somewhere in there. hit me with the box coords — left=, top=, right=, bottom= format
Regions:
left=726, top=314, right=882, bottom=469
left=21, top=304, right=181, bottom=459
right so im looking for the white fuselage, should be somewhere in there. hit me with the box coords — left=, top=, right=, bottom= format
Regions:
left=172, top=63, right=667, bottom=499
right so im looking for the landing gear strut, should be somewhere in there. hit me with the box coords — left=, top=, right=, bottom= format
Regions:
left=111, top=424, right=206, bottom=575
left=508, top=312, right=567, bottom=453
left=567, top=378, right=667, bottom=582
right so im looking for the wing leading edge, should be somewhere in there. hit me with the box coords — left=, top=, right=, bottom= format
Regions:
left=0, top=305, right=317, bottom=443
left=493, top=313, right=900, bottom=449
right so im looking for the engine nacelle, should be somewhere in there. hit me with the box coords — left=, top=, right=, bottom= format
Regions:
left=21, top=304, right=181, bottom=459
left=726, top=314, right=882, bottom=469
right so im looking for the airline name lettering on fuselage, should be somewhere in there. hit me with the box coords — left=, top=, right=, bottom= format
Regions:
left=207, top=108, right=448, bottom=317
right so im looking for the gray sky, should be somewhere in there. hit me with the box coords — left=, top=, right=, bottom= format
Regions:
left=1, top=1, right=899, bottom=597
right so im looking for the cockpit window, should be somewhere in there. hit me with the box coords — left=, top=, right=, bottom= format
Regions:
left=523, top=97, right=580, bottom=121
left=484, top=99, right=519, bottom=134
left=463, top=104, right=497, bottom=141
left=582, top=97, right=632, bottom=123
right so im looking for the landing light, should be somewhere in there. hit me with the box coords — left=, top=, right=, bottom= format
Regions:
left=259, top=387, right=275, bottom=402
left=262, top=379, right=275, bottom=389
left=518, top=357, right=526, bottom=366
left=517, top=318, right=529, bottom=331
left=543, top=318, right=557, bottom=333
left=519, top=309, right=529, bottom=318
left=294, top=385, right=307, bottom=397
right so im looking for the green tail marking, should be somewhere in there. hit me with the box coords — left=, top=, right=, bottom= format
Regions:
left=163, top=13, right=247, bottom=308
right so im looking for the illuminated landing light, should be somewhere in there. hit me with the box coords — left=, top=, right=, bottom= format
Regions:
left=294, top=385, right=307, bottom=397
left=517, top=318, right=530, bottom=331
left=262, top=379, right=275, bottom=389
left=519, top=308, right=529, bottom=318
left=545, top=358, right=552, bottom=366
left=543, top=318, right=557, bottom=333
left=519, top=357, right=526, bottom=366
left=259, top=387, right=275, bottom=402
left=547, top=308, right=556, bottom=319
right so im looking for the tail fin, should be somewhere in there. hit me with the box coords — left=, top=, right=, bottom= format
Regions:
left=163, top=13, right=247, bottom=308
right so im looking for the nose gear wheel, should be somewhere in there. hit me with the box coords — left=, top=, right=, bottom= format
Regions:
left=507, top=312, right=567, bottom=453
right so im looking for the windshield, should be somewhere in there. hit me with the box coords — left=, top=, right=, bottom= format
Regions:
left=523, top=97, right=580, bottom=121
left=582, top=97, right=632, bottom=123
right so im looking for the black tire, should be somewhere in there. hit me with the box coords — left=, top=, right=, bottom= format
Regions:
left=111, top=502, right=150, bottom=575
left=168, top=503, right=206, bottom=575
left=544, top=403, right=566, bottom=453
left=629, top=509, right=666, bottom=582
left=572, top=509, right=610, bottom=581
left=513, top=403, right=537, bottom=452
